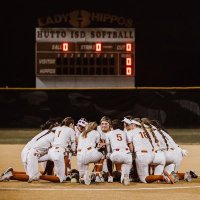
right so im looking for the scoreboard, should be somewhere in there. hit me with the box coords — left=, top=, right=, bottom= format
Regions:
left=35, top=28, right=135, bottom=88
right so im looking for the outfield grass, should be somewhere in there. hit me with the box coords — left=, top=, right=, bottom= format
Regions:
left=0, top=128, right=199, bottom=144
left=168, top=129, right=200, bottom=144
left=0, top=129, right=40, bottom=144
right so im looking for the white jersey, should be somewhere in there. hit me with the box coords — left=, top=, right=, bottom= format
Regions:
left=145, top=127, right=161, bottom=151
left=21, top=129, right=52, bottom=163
left=106, top=129, right=129, bottom=151
left=31, top=131, right=54, bottom=155
left=52, top=125, right=76, bottom=151
left=77, top=130, right=100, bottom=150
left=127, top=127, right=154, bottom=153
left=23, top=129, right=50, bottom=150
left=161, top=130, right=179, bottom=149
left=97, top=125, right=107, bottom=141
left=153, top=129, right=167, bottom=150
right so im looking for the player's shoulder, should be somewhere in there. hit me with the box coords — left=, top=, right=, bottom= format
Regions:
left=106, top=130, right=113, bottom=136
left=133, top=127, right=143, bottom=133
left=54, top=126, right=62, bottom=132
left=89, top=130, right=98, bottom=135
left=113, top=129, right=124, bottom=133
left=33, top=129, right=48, bottom=139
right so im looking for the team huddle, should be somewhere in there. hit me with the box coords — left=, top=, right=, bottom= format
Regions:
left=0, top=115, right=198, bottom=185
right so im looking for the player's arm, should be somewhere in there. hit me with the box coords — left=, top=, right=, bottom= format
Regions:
left=105, top=136, right=111, bottom=158
left=126, top=132, right=134, bottom=152
left=70, top=129, right=76, bottom=155
left=128, top=142, right=134, bottom=153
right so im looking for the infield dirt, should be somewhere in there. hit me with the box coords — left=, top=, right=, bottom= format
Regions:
left=0, top=144, right=200, bottom=200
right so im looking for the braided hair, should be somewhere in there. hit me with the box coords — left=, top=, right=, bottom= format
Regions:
left=141, top=118, right=159, bottom=145
left=140, top=121, right=154, bottom=150
left=151, top=120, right=169, bottom=150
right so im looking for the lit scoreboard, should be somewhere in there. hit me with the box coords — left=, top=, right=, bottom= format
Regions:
left=35, top=28, right=135, bottom=88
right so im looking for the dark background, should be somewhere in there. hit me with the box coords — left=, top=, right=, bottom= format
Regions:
left=0, top=89, right=200, bottom=128
left=0, top=1, right=200, bottom=128
left=1, top=1, right=200, bottom=87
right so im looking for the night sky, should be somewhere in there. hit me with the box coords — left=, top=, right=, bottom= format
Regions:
left=1, top=1, right=200, bottom=87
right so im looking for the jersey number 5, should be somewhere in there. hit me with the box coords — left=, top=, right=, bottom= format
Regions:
left=116, top=134, right=122, bottom=141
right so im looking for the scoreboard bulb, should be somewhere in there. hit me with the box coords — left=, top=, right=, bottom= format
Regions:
left=126, top=43, right=132, bottom=51
left=126, top=67, right=132, bottom=76
left=126, top=58, right=132, bottom=66
left=96, top=43, right=102, bottom=52
left=62, top=42, right=69, bottom=51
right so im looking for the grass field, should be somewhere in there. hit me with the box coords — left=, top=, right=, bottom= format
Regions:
left=0, top=128, right=200, bottom=144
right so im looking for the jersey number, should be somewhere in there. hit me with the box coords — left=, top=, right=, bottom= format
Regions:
left=139, top=132, right=148, bottom=139
left=55, top=131, right=61, bottom=138
left=116, top=134, right=122, bottom=141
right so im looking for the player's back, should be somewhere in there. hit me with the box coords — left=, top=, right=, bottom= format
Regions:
left=107, top=129, right=128, bottom=151
left=23, top=129, right=49, bottom=150
left=161, top=130, right=178, bottom=148
left=78, top=130, right=100, bottom=149
left=153, top=129, right=167, bottom=150
left=53, top=125, right=75, bottom=148
left=32, top=131, right=55, bottom=153
left=128, top=127, right=154, bottom=152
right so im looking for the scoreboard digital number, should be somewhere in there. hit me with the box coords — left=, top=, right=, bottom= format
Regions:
left=35, top=28, right=135, bottom=88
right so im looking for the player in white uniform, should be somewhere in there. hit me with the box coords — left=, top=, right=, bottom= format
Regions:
left=0, top=119, right=57, bottom=182
left=77, top=122, right=104, bottom=185
left=96, top=116, right=112, bottom=182
left=21, top=119, right=56, bottom=173
left=106, top=119, right=133, bottom=185
left=46, top=117, right=76, bottom=182
left=126, top=117, right=175, bottom=184
left=0, top=117, right=76, bottom=183
left=150, top=119, right=197, bottom=182
left=26, top=128, right=55, bottom=182
left=71, top=118, right=88, bottom=174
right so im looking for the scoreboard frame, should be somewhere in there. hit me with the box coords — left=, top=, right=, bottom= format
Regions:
left=35, top=28, right=135, bottom=89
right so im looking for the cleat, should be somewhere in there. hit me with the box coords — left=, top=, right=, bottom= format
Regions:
left=189, top=170, right=198, bottom=178
left=28, top=178, right=33, bottom=183
left=0, top=167, right=13, bottom=182
left=95, top=175, right=104, bottom=183
left=108, top=176, right=113, bottom=183
left=163, top=170, right=174, bottom=184
left=28, top=177, right=39, bottom=183
left=184, top=171, right=192, bottom=182
left=171, top=171, right=179, bottom=183
left=123, top=174, right=130, bottom=186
